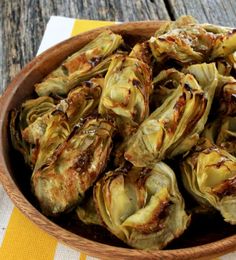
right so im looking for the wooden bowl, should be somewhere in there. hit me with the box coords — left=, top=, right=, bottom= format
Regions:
left=0, top=21, right=235, bottom=260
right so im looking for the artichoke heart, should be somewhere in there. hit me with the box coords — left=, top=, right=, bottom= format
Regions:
left=31, top=118, right=115, bottom=216
left=35, top=30, right=123, bottom=96
left=94, top=162, right=190, bottom=249
left=181, top=138, right=236, bottom=224
left=99, top=55, right=152, bottom=136
left=125, top=63, right=218, bottom=167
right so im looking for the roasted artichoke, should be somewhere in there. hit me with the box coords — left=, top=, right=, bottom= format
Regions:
left=150, top=16, right=236, bottom=65
left=35, top=31, right=123, bottom=96
left=125, top=63, right=218, bottom=167
left=181, top=138, right=236, bottom=224
left=31, top=118, right=115, bottom=215
left=99, top=55, right=152, bottom=136
left=94, top=162, right=190, bottom=249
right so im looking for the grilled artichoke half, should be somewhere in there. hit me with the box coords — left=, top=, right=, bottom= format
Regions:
left=94, top=162, right=190, bottom=249
left=35, top=31, right=123, bottom=96
left=149, top=16, right=236, bottom=64
left=99, top=55, right=152, bottom=136
left=181, top=138, right=236, bottom=224
left=125, top=63, right=218, bottom=167
left=31, top=118, right=115, bottom=216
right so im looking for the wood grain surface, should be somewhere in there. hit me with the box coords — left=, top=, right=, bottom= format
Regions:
left=1, top=0, right=236, bottom=94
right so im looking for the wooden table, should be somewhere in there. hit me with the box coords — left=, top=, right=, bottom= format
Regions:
left=1, top=0, right=236, bottom=93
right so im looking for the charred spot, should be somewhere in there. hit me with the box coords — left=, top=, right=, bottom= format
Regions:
left=215, top=159, right=229, bottom=169
left=207, top=157, right=233, bottom=173
left=136, top=170, right=151, bottom=189
left=136, top=199, right=171, bottom=234
left=132, top=79, right=141, bottom=88
left=49, top=93, right=64, bottom=100
left=158, top=201, right=172, bottom=220
left=75, top=152, right=92, bottom=173
left=51, top=109, right=67, bottom=118
left=84, top=81, right=93, bottom=88
left=158, top=36, right=167, bottom=42
left=89, top=56, right=102, bottom=67
left=67, top=125, right=81, bottom=140
left=213, top=177, right=236, bottom=199
left=184, top=83, right=192, bottom=92
left=227, top=28, right=236, bottom=36
left=173, top=93, right=186, bottom=112
left=166, top=36, right=176, bottom=42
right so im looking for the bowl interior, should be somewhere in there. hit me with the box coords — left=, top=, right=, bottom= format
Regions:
left=0, top=21, right=236, bottom=258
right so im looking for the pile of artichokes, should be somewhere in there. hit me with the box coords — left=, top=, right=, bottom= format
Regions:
left=10, top=16, right=236, bottom=249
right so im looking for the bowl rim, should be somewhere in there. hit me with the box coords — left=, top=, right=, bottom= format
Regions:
left=0, top=20, right=235, bottom=259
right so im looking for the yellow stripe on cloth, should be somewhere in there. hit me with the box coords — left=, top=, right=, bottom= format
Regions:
left=71, top=19, right=115, bottom=36
left=0, top=207, right=57, bottom=260
left=80, top=252, right=87, bottom=260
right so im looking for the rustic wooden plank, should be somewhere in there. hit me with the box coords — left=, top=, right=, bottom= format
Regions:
left=0, top=0, right=170, bottom=94
left=167, top=0, right=236, bottom=27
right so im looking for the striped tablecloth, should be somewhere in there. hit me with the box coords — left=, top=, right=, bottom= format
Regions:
left=0, top=16, right=235, bottom=260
